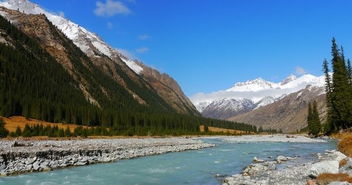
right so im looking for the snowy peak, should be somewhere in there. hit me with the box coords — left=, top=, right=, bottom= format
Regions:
left=0, top=0, right=143, bottom=74
left=280, top=75, right=297, bottom=85
left=191, top=74, right=326, bottom=118
left=227, top=78, right=277, bottom=92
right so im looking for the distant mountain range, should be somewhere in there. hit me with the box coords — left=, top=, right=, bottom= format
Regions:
left=190, top=74, right=326, bottom=132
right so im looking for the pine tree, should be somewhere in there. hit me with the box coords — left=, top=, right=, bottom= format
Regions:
left=307, top=102, right=321, bottom=137
left=323, top=59, right=334, bottom=132
left=307, top=103, right=313, bottom=134
left=15, top=126, right=22, bottom=137
left=0, top=119, right=9, bottom=138
left=347, top=59, right=352, bottom=83
left=311, top=101, right=322, bottom=137
left=324, top=38, right=352, bottom=132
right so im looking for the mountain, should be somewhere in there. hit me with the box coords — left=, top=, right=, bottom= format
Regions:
left=191, top=74, right=325, bottom=119
left=201, top=98, right=255, bottom=120
left=228, top=86, right=327, bottom=133
left=0, top=0, right=209, bottom=135
left=0, top=0, right=198, bottom=116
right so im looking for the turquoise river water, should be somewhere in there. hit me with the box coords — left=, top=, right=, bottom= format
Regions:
left=0, top=138, right=336, bottom=185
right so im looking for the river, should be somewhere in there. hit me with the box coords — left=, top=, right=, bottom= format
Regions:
left=0, top=138, right=336, bottom=185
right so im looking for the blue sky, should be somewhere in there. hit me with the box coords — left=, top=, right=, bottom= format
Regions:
left=31, top=0, right=352, bottom=96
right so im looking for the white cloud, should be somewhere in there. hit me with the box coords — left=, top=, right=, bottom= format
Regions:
left=107, top=22, right=113, bottom=29
left=136, top=47, right=149, bottom=53
left=138, top=34, right=150, bottom=40
left=94, top=0, right=130, bottom=17
left=295, top=66, right=307, bottom=76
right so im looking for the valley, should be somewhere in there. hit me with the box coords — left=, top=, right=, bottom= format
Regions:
left=0, top=0, right=351, bottom=185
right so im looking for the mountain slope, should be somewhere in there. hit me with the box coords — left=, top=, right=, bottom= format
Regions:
left=228, top=86, right=327, bottom=133
left=0, top=0, right=198, bottom=115
left=0, top=13, right=209, bottom=135
left=0, top=7, right=173, bottom=112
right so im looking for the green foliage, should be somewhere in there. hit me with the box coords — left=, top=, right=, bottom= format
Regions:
left=307, top=101, right=321, bottom=137
left=0, top=119, right=9, bottom=138
left=323, top=38, right=352, bottom=134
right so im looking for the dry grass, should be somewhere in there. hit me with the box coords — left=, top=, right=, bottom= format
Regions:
left=316, top=173, right=352, bottom=185
left=337, top=135, right=352, bottom=157
left=199, top=125, right=248, bottom=134
left=1, top=116, right=88, bottom=133
left=340, top=158, right=348, bottom=168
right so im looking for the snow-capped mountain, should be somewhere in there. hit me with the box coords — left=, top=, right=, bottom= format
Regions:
left=229, top=86, right=327, bottom=133
left=0, top=0, right=143, bottom=74
left=191, top=74, right=325, bottom=119
left=0, top=0, right=198, bottom=115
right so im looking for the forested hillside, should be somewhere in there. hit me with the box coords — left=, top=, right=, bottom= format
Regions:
left=0, top=15, right=256, bottom=135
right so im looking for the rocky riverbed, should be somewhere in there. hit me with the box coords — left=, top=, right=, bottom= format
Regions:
left=222, top=149, right=349, bottom=185
left=0, top=137, right=214, bottom=176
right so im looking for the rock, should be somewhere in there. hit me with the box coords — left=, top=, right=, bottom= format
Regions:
left=32, top=161, right=40, bottom=171
left=26, top=157, right=37, bottom=165
left=242, top=163, right=268, bottom=176
left=276, top=155, right=288, bottom=163
left=329, top=182, right=352, bottom=185
left=339, top=158, right=352, bottom=176
left=253, top=157, right=264, bottom=163
left=307, top=179, right=317, bottom=185
left=309, top=160, right=339, bottom=177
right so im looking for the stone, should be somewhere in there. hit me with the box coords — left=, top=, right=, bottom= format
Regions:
left=32, top=161, right=41, bottom=171
left=253, top=157, right=264, bottom=163
left=329, top=182, right=352, bottom=185
left=276, top=155, right=288, bottom=163
left=309, top=160, right=339, bottom=177
left=339, top=158, right=352, bottom=176
left=26, top=157, right=37, bottom=165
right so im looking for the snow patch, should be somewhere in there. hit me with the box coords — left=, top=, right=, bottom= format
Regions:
left=120, top=57, right=143, bottom=74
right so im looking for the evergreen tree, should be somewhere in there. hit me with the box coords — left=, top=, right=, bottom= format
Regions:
left=324, top=38, right=352, bottom=133
left=15, top=126, right=22, bottom=137
left=311, top=101, right=322, bottom=137
left=348, top=59, right=352, bottom=83
left=307, top=103, right=313, bottom=134
left=0, top=119, right=9, bottom=138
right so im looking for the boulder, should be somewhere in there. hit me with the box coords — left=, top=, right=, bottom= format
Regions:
left=276, top=155, right=288, bottom=163
left=309, top=160, right=339, bottom=177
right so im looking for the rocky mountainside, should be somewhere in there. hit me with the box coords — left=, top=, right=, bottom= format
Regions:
left=201, top=99, right=256, bottom=120
left=0, top=0, right=198, bottom=115
left=228, top=86, right=327, bottom=133
left=191, top=74, right=325, bottom=119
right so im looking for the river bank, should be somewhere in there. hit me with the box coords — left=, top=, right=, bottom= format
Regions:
left=0, top=137, right=214, bottom=176
left=222, top=134, right=352, bottom=185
